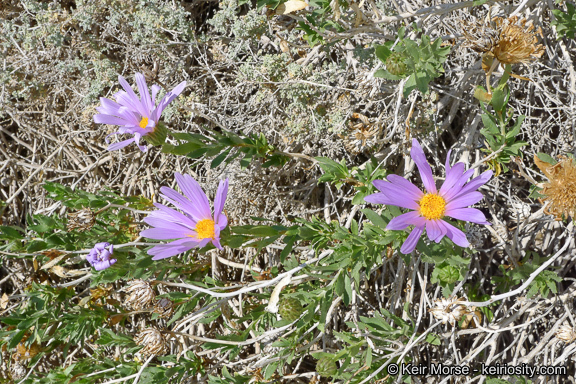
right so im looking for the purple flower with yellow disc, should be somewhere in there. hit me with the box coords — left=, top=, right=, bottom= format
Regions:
left=87, top=242, right=116, bottom=271
left=94, top=73, right=186, bottom=151
left=365, top=139, right=492, bottom=254
left=140, top=173, right=229, bottom=260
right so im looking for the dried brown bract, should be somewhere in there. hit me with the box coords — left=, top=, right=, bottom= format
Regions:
left=492, top=16, right=544, bottom=64
left=428, top=297, right=471, bottom=326
left=66, top=208, right=95, bottom=232
left=461, top=19, right=500, bottom=54
left=535, top=155, right=576, bottom=220
left=134, top=328, right=168, bottom=356
left=153, top=298, right=174, bottom=319
left=12, top=338, right=41, bottom=362
left=461, top=16, right=544, bottom=65
left=339, top=113, right=380, bottom=154
left=556, top=324, right=576, bottom=344
left=125, top=280, right=156, bottom=311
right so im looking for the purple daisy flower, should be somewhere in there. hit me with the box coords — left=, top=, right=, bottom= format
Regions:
left=140, top=173, right=229, bottom=260
left=94, top=73, right=186, bottom=152
left=87, top=242, right=117, bottom=271
left=365, top=139, right=493, bottom=254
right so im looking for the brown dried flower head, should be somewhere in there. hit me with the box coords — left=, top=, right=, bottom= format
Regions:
left=339, top=113, right=380, bottom=154
left=135, top=328, right=168, bottom=356
left=555, top=324, right=576, bottom=344
left=125, top=280, right=156, bottom=310
left=492, top=16, right=544, bottom=64
left=535, top=155, right=576, bottom=220
left=67, top=208, right=95, bottom=232
left=428, top=297, right=471, bottom=326
left=153, top=298, right=174, bottom=319
left=461, top=19, right=500, bottom=54
left=461, top=16, right=544, bottom=64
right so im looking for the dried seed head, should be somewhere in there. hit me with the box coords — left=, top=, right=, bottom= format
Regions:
left=428, top=297, right=470, bottom=326
left=555, top=324, right=576, bottom=344
left=339, top=113, right=379, bottom=154
left=461, top=16, right=544, bottom=65
left=535, top=155, right=576, bottom=220
left=135, top=328, right=168, bottom=356
left=67, top=208, right=95, bottom=232
left=492, top=16, right=544, bottom=64
left=461, top=19, right=500, bottom=53
left=125, top=280, right=156, bottom=310
left=153, top=298, right=174, bottom=319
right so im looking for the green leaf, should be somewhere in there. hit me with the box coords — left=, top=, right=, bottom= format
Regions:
left=374, top=44, right=392, bottom=63
left=26, top=240, right=48, bottom=252
left=0, top=225, right=24, bottom=239
left=211, top=149, right=230, bottom=169
left=491, top=88, right=506, bottom=112
left=361, top=209, right=387, bottom=229
left=426, top=332, right=441, bottom=346
left=481, top=114, right=499, bottom=135
left=536, top=152, right=557, bottom=165
left=373, top=69, right=406, bottom=80
left=231, top=225, right=280, bottom=237
left=403, top=74, right=418, bottom=98
left=506, top=115, right=525, bottom=139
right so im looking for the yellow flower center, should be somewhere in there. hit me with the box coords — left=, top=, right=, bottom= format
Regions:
left=419, top=193, right=446, bottom=220
left=195, top=219, right=215, bottom=240
left=139, top=117, right=149, bottom=129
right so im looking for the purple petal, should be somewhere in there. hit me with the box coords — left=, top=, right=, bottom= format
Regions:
left=212, top=237, right=223, bottom=249
left=216, top=213, right=228, bottom=228
left=118, top=75, right=148, bottom=117
left=151, top=201, right=198, bottom=222
left=149, top=238, right=200, bottom=260
left=151, top=85, right=161, bottom=106
left=107, top=137, right=136, bottom=151
left=400, top=225, right=424, bottom=254
left=386, top=175, right=424, bottom=201
left=159, top=186, right=206, bottom=221
left=438, top=220, right=469, bottom=248
left=135, top=73, right=153, bottom=113
left=387, top=211, right=426, bottom=230
left=214, top=179, right=229, bottom=218
left=445, top=207, right=490, bottom=225
left=133, top=132, right=148, bottom=152
left=175, top=173, right=212, bottom=219
left=140, top=227, right=191, bottom=240
left=439, top=162, right=466, bottom=197
left=446, top=191, right=484, bottom=210
left=411, top=139, right=437, bottom=194
left=445, top=149, right=452, bottom=172
left=364, top=192, right=419, bottom=210
left=442, top=168, right=475, bottom=201
left=94, top=114, right=132, bottom=126
left=97, top=98, right=123, bottom=116
left=198, top=238, right=212, bottom=248
left=212, top=226, right=223, bottom=249
left=450, top=170, right=493, bottom=201
left=151, top=81, right=187, bottom=121
left=373, top=180, right=421, bottom=211
left=425, top=219, right=446, bottom=243
left=144, top=213, right=196, bottom=231
left=94, top=258, right=117, bottom=271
